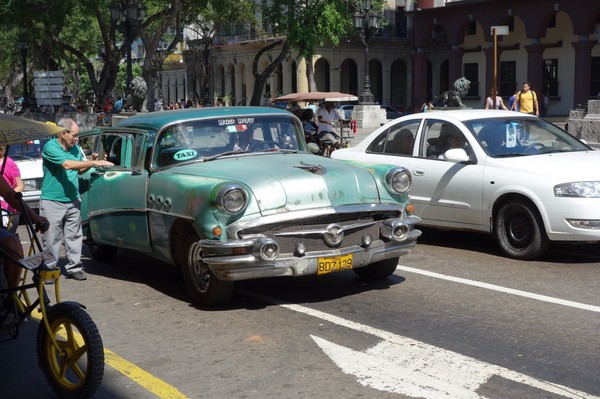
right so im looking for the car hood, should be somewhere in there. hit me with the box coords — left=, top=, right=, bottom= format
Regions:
left=486, top=151, right=600, bottom=181
left=169, top=153, right=382, bottom=215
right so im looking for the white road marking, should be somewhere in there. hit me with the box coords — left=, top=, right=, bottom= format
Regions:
left=396, top=265, right=600, bottom=313
left=242, top=282, right=599, bottom=399
left=311, top=334, right=598, bottom=399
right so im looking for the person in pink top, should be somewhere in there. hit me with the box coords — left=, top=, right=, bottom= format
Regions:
left=0, top=145, right=24, bottom=233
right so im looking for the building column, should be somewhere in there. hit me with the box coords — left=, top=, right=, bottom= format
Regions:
left=224, top=66, right=233, bottom=105
left=524, top=40, right=545, bottom=96
left=571, top=38, right=595, bottom=108
left=382, top=62, right=391, bottom=105
left=282, top=62, right=293, bottom=94
left=329, top=67, right=340, bottom=92
left=235, top=67, right=244, bottom=105
left=482, top=46, right=494, bottom=97
left=406, top=57, right=414, bottom=111
left=412, top=50, right=429, bottom=112
left=447, top=44, right=464, bottom=85
left=168, top=72, right=177, bottom=104
left=213, top=66, right=222, bottom=100
left=296, top=58, right=309, bottom=93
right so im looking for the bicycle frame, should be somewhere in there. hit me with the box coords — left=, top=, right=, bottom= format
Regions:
left=0, top=198, right=61, bottom=347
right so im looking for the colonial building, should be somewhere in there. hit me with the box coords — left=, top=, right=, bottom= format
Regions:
left=411, top=0, right=600, bottom=115
left=180, top=0, right=600, bottom=116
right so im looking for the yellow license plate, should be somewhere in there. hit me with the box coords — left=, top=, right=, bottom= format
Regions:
left=317, top=254, right=353, bottom=275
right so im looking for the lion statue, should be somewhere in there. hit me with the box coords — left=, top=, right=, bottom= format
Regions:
left=432, top=77, right=471, bottom=108
left=124, top=76, right=148, bottom=112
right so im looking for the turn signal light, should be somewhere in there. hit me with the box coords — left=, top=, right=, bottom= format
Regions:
left=212, top=226, right=223, bottom=237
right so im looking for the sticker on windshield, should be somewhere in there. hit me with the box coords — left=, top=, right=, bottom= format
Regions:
left=173, top=149, right=197, bottom=161
left=506, top=124, right=517, bottom=148
left=226, top=124, right=248, bottom=133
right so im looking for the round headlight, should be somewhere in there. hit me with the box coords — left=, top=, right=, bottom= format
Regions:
left=217, top=184, right=248, bottom=214
left=385, top=167, right=412, bottom=194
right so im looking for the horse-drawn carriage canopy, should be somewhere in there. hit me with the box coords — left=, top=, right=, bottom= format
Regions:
left=274, top=91, right=358, bottom=103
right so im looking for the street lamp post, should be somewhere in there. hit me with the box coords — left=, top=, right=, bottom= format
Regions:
left=353, top=0, right=381, bottom=105
left=490, top=25, right=509, bottom=109
left=110, top=1, right=146, bottom=97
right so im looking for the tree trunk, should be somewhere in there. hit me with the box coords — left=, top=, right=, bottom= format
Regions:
left=306, top=58, right=317, bottom=92
left=249, top=40, right=290, bottom=106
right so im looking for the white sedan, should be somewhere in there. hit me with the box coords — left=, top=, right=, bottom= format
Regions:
left=333, top=109, right=600, bottom=260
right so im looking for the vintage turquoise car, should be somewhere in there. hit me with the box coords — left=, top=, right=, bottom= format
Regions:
left=78, top=107, right=421, bottom=305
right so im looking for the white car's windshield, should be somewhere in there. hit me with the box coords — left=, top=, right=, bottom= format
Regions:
left=465, top=117, right=590, bottom=157
left=155, top=115, right=303, bottom=167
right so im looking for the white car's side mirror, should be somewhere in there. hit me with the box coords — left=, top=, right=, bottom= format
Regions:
left=443, top=148, right=471, bottom=163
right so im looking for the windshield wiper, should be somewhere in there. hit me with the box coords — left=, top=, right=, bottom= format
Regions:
left=200, top=150, right=248, bottom=162
left=493, top=153, right=527, bottom=158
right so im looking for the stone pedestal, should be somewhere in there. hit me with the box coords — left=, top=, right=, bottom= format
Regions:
left=567, top=100, right=600, bottom=149
left=351, top=104, right=387, bottom=129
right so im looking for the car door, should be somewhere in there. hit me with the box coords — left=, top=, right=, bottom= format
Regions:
left=409, top=118, right=485, bottom=229
left=81, top=129, right=152, bottom=253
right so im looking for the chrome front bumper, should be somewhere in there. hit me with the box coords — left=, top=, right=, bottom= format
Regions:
left=197, top=215, right=421, bottom=281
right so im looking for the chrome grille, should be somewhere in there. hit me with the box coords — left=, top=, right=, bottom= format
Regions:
left=238, top=212, right=399, bottom=253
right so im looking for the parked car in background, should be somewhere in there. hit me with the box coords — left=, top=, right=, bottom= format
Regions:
left=7, top=138, right=49, bottom=210
left=336, top=104, right=355, bottom=120
left=78, top=107, right=421, bottom=305
left=333, top=109, right=600, bottom=260
left=336, top=104, right=403, bottom=121
left=381, top=105, right=403, bottom=120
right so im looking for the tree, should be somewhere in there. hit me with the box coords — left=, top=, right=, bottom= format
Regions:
left=249, top=0, right=352, bottom=104
left=180, top=0, right=254, bottom=105
left=138, top=0, right=185, bottom=111
left=0, top=0, right=80, bottom=106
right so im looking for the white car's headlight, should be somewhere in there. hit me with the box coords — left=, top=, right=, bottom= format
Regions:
left=385, top=167, right=412, bottom=194
left=216, top=184, right=248, bottom=214
left=22, top=179, right=38, bottom=192
left=554, top=182, right=600, bottom=198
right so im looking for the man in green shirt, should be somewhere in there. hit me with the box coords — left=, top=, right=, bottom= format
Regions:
left=40, top=118, right=113, bottom=280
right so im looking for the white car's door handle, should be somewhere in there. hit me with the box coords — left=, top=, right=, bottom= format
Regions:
left=413, top=168, right=425, bottom=176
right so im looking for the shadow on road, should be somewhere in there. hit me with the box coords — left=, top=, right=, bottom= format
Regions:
left=81, top=245, right=407, bottom=312
left=415, top=227, right=600, bottom=264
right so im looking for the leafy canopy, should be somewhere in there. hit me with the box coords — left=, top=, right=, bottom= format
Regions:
left=263, top=0, right=353, bottom=60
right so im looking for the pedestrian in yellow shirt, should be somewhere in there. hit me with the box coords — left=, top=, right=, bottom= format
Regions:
left=513, top=82, right=539, bottom=116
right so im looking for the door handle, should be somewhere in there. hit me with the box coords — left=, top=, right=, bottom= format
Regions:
left=413, top=168, right=424, bottom=176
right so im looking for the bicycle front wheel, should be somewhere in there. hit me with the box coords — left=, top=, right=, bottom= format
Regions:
left=37, top=303, right=105, bottom=399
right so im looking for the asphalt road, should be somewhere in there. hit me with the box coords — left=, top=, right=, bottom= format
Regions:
left=2, top=225, right=598, bottom=399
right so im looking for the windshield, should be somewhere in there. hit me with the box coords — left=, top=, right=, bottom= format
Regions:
left=465, top=117, right=590, bottom=157
left=7, top=138, right=49, bottom=160
left=154, top=115, right=304, bottom=168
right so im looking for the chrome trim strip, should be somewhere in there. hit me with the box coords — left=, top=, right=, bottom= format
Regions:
left=227, top=203, right=401, bottom=237
left=272, top=220, right=377, bottom=237
left=87, top=207, right=194, bottom=221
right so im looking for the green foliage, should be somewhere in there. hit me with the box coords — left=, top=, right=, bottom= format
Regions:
left=263, top=0, right=353, bottom=60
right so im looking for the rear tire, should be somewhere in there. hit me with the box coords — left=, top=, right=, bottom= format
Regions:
left=37, top=303, right=104, bottom=399
left=179, top=233, right=234, bottom=306
left=353, top=257, right=399, bottom=280
left=494, top=199, right=550, bottom=260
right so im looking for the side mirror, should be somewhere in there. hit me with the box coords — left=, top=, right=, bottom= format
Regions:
left=443, top=148, right=471, bottom=163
